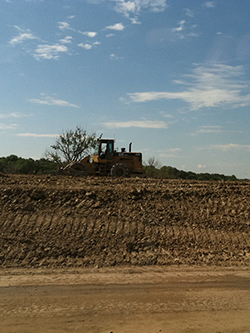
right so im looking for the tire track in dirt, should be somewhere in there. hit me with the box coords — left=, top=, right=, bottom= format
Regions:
left=1, top=212, right=249, bottom=268
left=0, top=175, right=250, bottom=268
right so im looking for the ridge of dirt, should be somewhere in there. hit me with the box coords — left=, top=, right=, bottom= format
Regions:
left=0, top=174, right=250, bottom=268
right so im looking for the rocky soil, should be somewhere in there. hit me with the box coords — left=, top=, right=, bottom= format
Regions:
left=0, top=174, right=250, bottom=268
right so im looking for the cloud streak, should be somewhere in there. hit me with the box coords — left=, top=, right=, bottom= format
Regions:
left=208, top=144, right=250, bottom=152
left=0, top=112, right=32, bottom=119
left=17, top=133, right=58, bottom=138
left=172, top=20, right=185, bottom=32
left=60, top=36, right=73, bottom=44
left=105, top=23, right=125, bottom=31
left=33, top=44, right=68, bottom=60
left=127, top=64, right=250, bottom=110
left=0, top=123, right=17, bottom=130
left=196, top=125, right=222, bottom=134
left=29, top=95, right=79, bottom=108
left=103, top=120, right=168, bottom=128
left=158, top=147, right=181, bottom=158
left=9, top=26, right=38, bottom=45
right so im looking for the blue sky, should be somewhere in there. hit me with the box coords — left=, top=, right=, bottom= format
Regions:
left=1, top=0, right=250, bottom=178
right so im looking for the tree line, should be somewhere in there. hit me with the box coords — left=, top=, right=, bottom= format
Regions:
left=0, top=154, right=241, bottom=181
left=143, top=163, right=238, bottom=181
left=0, top=127, right=245, bottom=180
left=0, top=155, right=57, bottom=175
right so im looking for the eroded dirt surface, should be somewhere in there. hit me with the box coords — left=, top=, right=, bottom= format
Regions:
left=0, top=174, right=250, bottom=268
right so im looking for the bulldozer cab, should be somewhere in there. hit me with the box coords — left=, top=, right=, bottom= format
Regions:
left=93, top=139, right=115, bottom=162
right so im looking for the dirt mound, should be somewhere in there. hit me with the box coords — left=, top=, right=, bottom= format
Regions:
left=0, top=174, right=249, bottom=268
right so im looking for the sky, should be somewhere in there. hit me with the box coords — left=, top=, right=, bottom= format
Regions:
left=1, top=0, right=250, bottom=178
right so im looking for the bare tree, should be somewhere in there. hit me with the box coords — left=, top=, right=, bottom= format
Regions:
left=144, top=157, right=162, bottom=178
left=146, top=157, right=162, bottom=169
left=45, top=127, right=100, bottom=164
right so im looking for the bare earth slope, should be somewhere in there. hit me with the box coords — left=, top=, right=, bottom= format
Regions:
left=0, top=174, right=249, bottom=268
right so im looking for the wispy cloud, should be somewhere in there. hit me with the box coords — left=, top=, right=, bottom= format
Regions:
left=171, top=19, right=198, bottom=39
left=33, top=44, right=68, bottom=60
left=185, top=8, right=194, bottom=18
left=197, top=164, right=206, bottom=169
left=58, top=22, right=74, bottom=31
left=113, top=0, right=167, bottom=20
left=207, top=144, right=250, bottom=152
left=103, top=120, right=168, bottom=129
left=159, top=147, right=181, bottom=158
left=192, top=125, right=243, bottom=136
left=78, top=43, right=92, bottom=50
left=172, top=20, right=186, bottom=39
left=29, top=94, right=79, bottom=108
left=0, top=123, right=17, bottom=130
left=195, top=125, right=222, bottom=134
left=78, top=31, right=97, bottom=38
left=172, top=20, right=185, bottom=33
left=9, top=26, right=38, bottom=45
left=160, top=112, right=174, bottom=118
left=9, top=32, right=37, bottom=44
left=0, top=112, right=32, bottom=118
left=17, top=133, right=58, bottom=138
left=110, top=53, right=123, bottom=60
left=78, top=41, right=100, bottom=50
left=59, top=36, right=73, bottom=44
left=114, top=1, right=136, bottom=17
left=203, top=1, right=216, bottom=8
left=168, top=148, right=181, bottom=152
left=9, top=24, right=70, bottom=60
left=105, top=23, right=125, bottom=31
left=127, top=64, right=250, bottom=111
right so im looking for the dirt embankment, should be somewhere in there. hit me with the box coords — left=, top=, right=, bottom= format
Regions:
left=0, top=174, right=250, bottom=268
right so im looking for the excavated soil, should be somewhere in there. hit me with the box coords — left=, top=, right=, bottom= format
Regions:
left=0, top=174, right=250, bottom=268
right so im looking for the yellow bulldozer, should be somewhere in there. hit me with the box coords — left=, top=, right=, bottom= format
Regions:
left=61, top=139, right=143, bottom=177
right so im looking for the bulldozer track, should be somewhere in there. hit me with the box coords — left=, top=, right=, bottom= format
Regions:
left=0, top=211, right=250, bottom=268
left=0, top=175, right=250, bottom=268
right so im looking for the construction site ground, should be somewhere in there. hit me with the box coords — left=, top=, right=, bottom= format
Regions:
left=0, top=174, right=250, bottom=332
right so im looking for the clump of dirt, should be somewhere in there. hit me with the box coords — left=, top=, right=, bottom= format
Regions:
left=0, top=174, right=249, bottom=268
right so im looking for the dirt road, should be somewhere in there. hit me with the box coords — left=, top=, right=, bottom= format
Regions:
left=1, top=267, right=250, bottom=333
